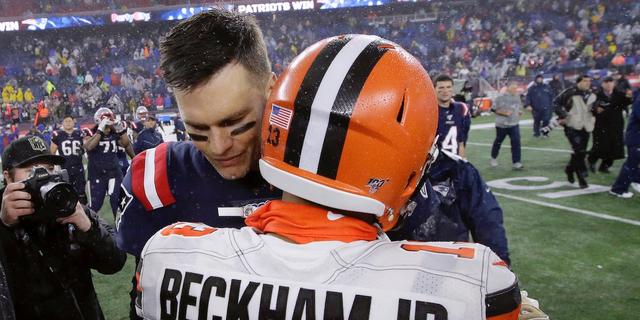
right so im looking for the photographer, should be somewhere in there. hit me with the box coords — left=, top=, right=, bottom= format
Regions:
left=0, top=136, right=126, bottom=320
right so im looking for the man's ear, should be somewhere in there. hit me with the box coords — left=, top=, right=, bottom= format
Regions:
left=3, top=170, right=11, bottom=184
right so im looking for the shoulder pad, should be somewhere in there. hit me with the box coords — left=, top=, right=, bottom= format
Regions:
left=131, top=142, right=176, bottom=211
left=459, top=102, right=469, bottom=116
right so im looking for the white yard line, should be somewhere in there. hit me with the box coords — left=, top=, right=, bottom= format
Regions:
left=470, top=119, right=533, bottom=130
left=493, top=192, right=640, bottom=227
left=467, top=142, right=572, bottom=153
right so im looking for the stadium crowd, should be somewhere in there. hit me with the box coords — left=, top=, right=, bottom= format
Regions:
left=0, top=0, right=638, bottom=126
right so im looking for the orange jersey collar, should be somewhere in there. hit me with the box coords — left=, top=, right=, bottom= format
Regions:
left=245, top=200, right=378, bottom=244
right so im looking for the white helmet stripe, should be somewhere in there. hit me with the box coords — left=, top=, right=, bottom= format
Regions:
left=298, top=35, right=379, bottom=174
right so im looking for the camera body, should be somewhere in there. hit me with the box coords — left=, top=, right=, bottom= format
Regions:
left=22, top=166, right=79, bottom=221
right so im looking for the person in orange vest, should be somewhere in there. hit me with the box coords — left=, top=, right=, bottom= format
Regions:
left=34, top=101, right=50, bottom=126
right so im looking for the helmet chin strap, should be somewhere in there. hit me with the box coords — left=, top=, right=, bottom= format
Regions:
left=375, top=224, right=390, bottom=241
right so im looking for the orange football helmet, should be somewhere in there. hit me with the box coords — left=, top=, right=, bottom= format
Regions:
left=260, top=34, right=438, bottom=231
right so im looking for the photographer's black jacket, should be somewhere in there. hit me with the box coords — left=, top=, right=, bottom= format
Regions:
left=0, top=197, right=126, bottom=320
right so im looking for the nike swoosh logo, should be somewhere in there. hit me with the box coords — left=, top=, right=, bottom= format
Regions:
left=327, top=211, right=344, bottom=221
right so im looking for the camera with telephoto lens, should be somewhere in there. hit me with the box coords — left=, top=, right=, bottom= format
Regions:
left=22, top=166, right=79, bottom=221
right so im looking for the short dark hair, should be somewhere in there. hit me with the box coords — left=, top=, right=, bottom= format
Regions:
left=160, top=9, right=271, bottom=93
left=602, top=76, right=614, bottom=82
left=576, top=75, right=591, bottom=83
left=434, top=74, right=454, bottom=87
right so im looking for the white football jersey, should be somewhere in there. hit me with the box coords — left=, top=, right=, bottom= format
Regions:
left=137, top=222, right=520, bottom=320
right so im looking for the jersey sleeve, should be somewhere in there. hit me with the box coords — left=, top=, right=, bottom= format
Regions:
left=484, top=249, right=521, bottom=319
left=130, top=142, right=176, bottom=211
left=457, top=162, right=511, bottom=265
left=116, top=142, right=177, bottom=257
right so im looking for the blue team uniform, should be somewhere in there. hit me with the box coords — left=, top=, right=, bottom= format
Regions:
left=436, top=101, right=471, bottom=156
left=612, top=96, right=640, bottom=193
left=116, top=142, right=282, bottom=257
left=174, top=118, right=186, bottom=141
left=130, top=120, right=144, bottom=134
left=133, top=127, right=164, bottom=154
left=86, top=125, right=124, bottom=218
left=51, top=129, right=87, bottom=201
left=388, top=150, right=511, bottom=264
left=117, top=147, right=129, bottom=176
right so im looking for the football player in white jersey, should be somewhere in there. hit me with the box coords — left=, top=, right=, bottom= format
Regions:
left=137, top=35, right=544, bottom=320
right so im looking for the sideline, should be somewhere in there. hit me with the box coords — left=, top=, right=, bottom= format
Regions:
left=493, top=191, right=640, bottom=227
left=467, top=142, right=572, bottom=153
left=470, top=119, right=533, bottom=130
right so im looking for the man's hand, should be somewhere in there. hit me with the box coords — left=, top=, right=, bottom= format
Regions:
left=98, top=118, right=113, bottom=133
left=526, top=106, right=533, bottom=112
left=557, top=118, right=567, bottom=126
left=113, top=120, right=128, bottom=134
left=518, top=291, right=549, bottom=320
left=57, top=202, right=91, bottom=232
left=1, top=182, right=35, bottom=227
left=596, top=107, right=605, bottom=114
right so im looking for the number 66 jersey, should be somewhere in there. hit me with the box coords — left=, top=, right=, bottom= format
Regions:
left=137, top=209, right=521, bottom=319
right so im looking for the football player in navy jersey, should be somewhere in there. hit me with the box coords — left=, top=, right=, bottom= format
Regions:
left=132, top=115, right=164, bottom=154
left=115, top=11, right=281, bottom=319
left=388, top=149, right=510, bottom=265
left=84, top=107, right=134, bottom=219
left=50, top=115, right=88, bottom=204
left=130, top=106, right=148, bottom=137
left=434, top=74, right=471, bottom=157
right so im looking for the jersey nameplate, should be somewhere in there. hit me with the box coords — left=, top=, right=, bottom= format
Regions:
left=143, top=266, right=462, bottom=319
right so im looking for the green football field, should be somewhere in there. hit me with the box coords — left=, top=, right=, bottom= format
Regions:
left=93, top=112, right=639, bottom=319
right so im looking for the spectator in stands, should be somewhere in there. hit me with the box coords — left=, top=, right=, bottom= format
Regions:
left=24, top=89, right=34, bottom=104
left=490, top=81, right=524, bottom=169
left=588, top=76, right=633, bottom=173
left=0, top=125, right=17, bottom=154
left=526, top=74, right=555, bottom=138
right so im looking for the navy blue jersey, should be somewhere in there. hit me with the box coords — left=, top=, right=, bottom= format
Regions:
left=51, top=129, right=85, bottom=167
left=86, top=125, right=123, bottom=172
left=174, top=118, right=186, bottom=141
left=133, top=128, right=164, bottom=154
left=115, top=142, right=282, bottom=257
left=130, top=120, right=144, bottom=134
left=388, top=150, right=510, bottom=264
left=436, top=101, right=471, bottom=156
left=626, top=96, right=640, bottom=147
